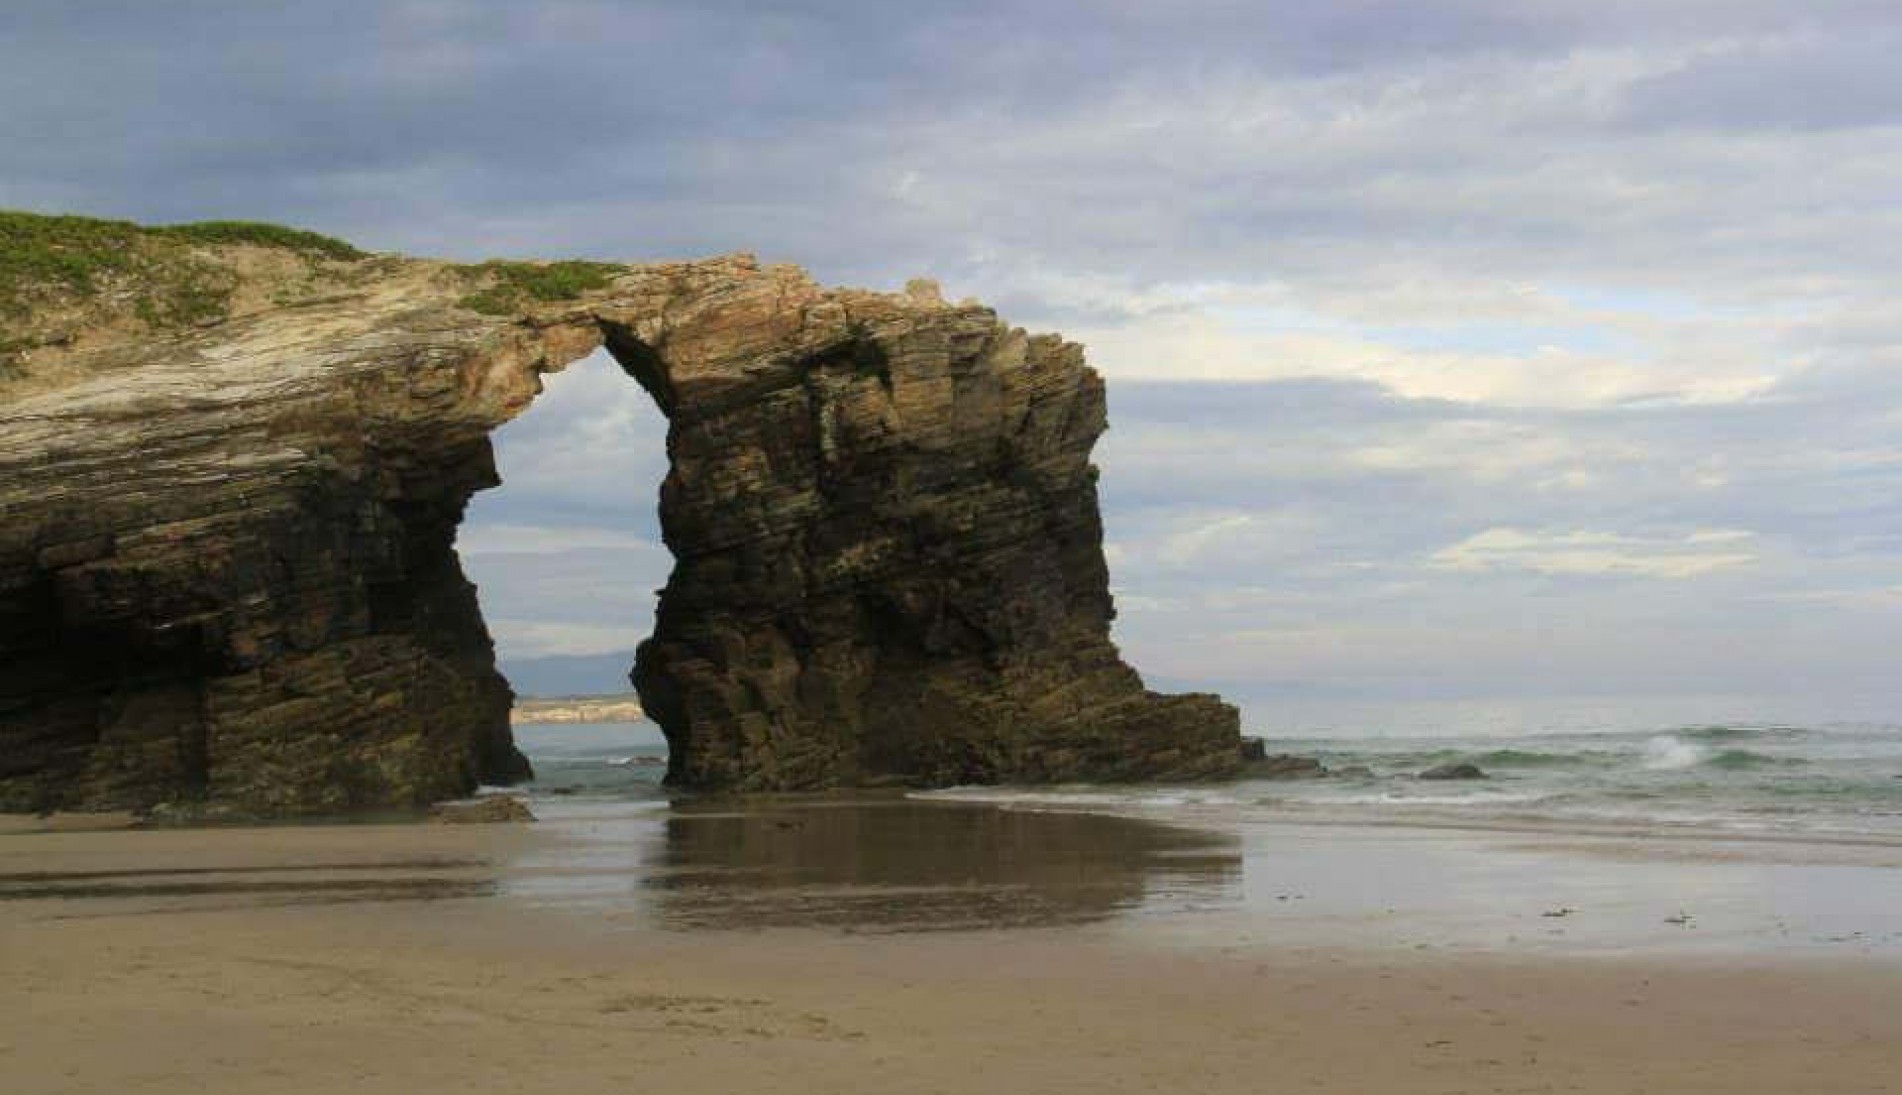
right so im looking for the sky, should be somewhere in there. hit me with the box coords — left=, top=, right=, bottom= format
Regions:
left=7, top=2, right=1900, bottom=719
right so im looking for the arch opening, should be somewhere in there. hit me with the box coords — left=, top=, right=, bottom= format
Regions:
left=459, top=346, right=673, bottom=788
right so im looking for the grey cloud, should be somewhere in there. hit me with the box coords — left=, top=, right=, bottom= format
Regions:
left=9, top=0, right=1901, bottom=302
left=1621, top=31, right=1902, bottom=131
left=1096, top=377, right=1901, bottom=703
left=468, top=353, right=670, bottom=534
left=461, top=367, right=1902, bottom=701
left=8, top=1, right=1899, bottom=707
left=1105, top=379, right=1902, bottom=558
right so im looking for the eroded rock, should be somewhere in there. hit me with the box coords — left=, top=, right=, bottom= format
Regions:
left=610, top=271, right=1239, bottom=789
left=1244, top=754, right=1329, bottom=780
left=0, top=220, right=1241, bottom=813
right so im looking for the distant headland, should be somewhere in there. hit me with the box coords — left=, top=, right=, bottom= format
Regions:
left=511, top=694, right=647, bottom=726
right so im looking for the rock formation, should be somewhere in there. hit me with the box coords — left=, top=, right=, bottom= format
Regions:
left=1418, top=762, right=1487, bottom=781
left=0, top=213, right=1240, bottom=815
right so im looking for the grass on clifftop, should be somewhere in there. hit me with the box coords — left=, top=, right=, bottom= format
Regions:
left=457, top=260, right=623, bottom=315
left=0, top=210, right=366, bottom=325
left=147, top=220, right=366, bottom=261
left=4, top=210, right=619, bottom=333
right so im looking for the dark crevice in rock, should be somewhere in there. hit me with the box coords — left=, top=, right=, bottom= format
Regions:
left=602, top=324, right=675, bottom=418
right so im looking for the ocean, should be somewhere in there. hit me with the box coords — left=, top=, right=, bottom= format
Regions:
left=511, top=704, right=1902, bottom=842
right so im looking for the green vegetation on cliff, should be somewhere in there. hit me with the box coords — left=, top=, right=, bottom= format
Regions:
left=2, top=211, right=627, bottom=340
left=0, top=210, right=365, bottom=327
left=457, top=260, right=623, bottom=314
left=147, top=220, right=366, bottom=260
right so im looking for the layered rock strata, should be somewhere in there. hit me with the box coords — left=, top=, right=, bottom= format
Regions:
left=0, top=232, right=1239, bottom=814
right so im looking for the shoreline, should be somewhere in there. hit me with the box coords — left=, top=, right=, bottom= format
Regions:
left=10, top=786, right=1902, bottom=853
left=8, top=791, right=1900, bottom=951
left=919, top=783, right=1902, bottom=849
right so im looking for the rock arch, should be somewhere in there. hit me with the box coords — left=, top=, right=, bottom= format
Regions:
left=0, top=253, right=1240, bottom=815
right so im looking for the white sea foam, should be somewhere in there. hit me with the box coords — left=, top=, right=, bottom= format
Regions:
left=1291, top=791, right=1553, bottom=808
left=1641, top=735, right=1710, bottom=770
left=915, top=787, right=1246, bottom=810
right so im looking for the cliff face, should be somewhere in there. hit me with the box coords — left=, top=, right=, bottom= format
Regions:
left=608, top=273, right=1240, bottom=789
left=0, top=217, right=1239, bottom=815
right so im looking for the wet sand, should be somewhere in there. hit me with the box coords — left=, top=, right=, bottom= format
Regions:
left=4, top=799, right=1899, bottom=1094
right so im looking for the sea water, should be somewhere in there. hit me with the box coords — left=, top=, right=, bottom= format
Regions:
left=511, top=706, right=1902, bottom=841
left=496, top=709, right=1902, bottom=947
left=930, top=702, right=1902, bottom=842
left=512, top=720, right=670, bottom=798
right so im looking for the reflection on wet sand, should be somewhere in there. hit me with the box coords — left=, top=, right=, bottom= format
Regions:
left=1, top=797, right=1241, bottom=933
left=637, top=798, right=1241, bottom=932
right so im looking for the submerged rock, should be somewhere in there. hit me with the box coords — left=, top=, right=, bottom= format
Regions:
left=1418, top=762, right=1488, bottom=781
left=0, top=213, right=1240, bottom=814
left=1245, top=754, right=1329, bottom=780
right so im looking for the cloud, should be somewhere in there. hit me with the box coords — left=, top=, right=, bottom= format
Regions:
left=1621, top=28, right=1902, bottom=132
left=9, top=2, right=1901, bottom=707
left=484, top=619, right=651, bottom=659
left=1063, top=304, right=1782, bottom=406
left=1429, top=527, right=1758, bottom=578
left=457, top=523, right=662, bottom=557
left=1153, top=514, right=1257, bottom=566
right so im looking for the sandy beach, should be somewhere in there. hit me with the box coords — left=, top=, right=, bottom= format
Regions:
left=4, top=801, right=1898, bottom=1095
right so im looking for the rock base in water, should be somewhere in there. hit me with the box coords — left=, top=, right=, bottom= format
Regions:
left=1418, top=762, right=1488, bottom=781
left=1243, top=754, right=1330, bottom=780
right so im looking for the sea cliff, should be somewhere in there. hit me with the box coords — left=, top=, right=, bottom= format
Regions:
left=0, top=212, right=1240, bottom=814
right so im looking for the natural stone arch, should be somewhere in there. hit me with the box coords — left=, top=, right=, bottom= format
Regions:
left=0, top=249, right=1240, bottom=815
